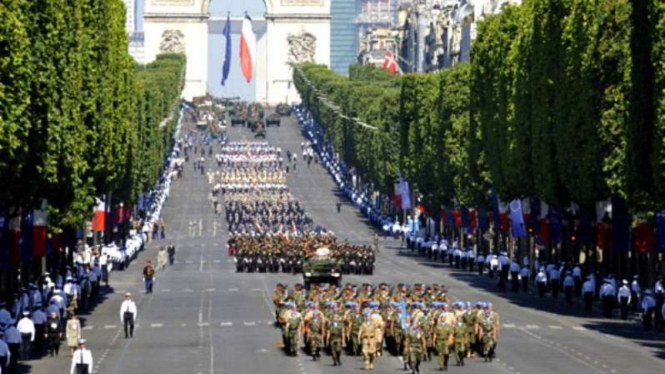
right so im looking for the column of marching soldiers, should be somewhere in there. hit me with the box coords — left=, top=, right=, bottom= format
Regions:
left=272, top=282, right=501, bottom=373
left=208, top=141, right=375, bottom=274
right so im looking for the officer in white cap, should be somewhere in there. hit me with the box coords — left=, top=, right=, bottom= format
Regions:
left=119, top=292, right=137, bottom=338
left=70, top=338, right=93, bottom=374
left=641, top=290, right=656, bottom=332
left=617, top=280, right=631, bottom=320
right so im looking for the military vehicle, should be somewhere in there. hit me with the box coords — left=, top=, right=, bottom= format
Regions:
left=275, top=103, right=292, bottom=116
left=303, top=247, right=342, bottom=289
left=247, top=103, right=265, bottom=132
left=266, top=113, right=281, bottom=127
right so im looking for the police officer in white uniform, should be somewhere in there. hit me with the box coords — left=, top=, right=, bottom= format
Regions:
left=536, top=268, right=547, bottom=298
left=119, top=293, right=137, bottom=338
left=641, top=290, right=656, bottom=332
left=563, top=271, right=575, bottom=305
left=70, top=339, right=93, bottom=374
left=582, top=276, right=595, bottom=312
left=617, top=280, right=631, bottom=320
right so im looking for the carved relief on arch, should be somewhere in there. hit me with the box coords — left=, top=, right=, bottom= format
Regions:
left=160, top=29, right=186, bottom=54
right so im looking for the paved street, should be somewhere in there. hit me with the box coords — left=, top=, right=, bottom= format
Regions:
left=24, top=113, right=664, bottom=374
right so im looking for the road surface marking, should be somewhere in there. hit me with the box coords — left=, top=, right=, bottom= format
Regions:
left=525, top=325, right=540, bottom=329
left=503, top=324, right=515, bottom=328
left=198, top=322, right=210, bottom=327
left=244, top=322, right=256, bottom=326
left=220, top=322, right=233, bottom=326
left=183, top=288, right=194, bottom=292
left=228, top=288, right=239, bottom=292
left=226, top=259, right=234, bottom=263
left=572, top=326, right=586, bottom=331
left=151, top=323, right=163, bottom=328
left=549, top=325, right=562, bottom=330
left=213, top=260, right=221, bottom=264
left=104, top=325, right=117, bottom=329
left=251, top=288, right=261, bottom=292
left=161, top=289, right=171, bottom=292
left=83, top=326, right=94, bottom=331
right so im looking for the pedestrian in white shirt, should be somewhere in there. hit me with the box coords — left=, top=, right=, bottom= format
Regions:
left=120, top=293, right=137, bottom=339
left=617, top=280, right=631, bottom=320
left=70, top=339, right=93, bottom=374
left=17, top=311, right=34, bottom=360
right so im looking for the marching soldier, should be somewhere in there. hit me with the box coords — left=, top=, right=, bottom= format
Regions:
left=404, top=323, right=426, bottom=374
left=433, top=312, right=454, bottom=371
left=345, top=303, right=363, bottom=356
left=358, top=312, right=378, bottom=371
left=479, top=313, right=497, bottom=362
left=326, top=314, right=345, bottom=366
left=453, top=320, right=467, bottom=367
left=305, top=306, right=325, bottom=361
left=285, top=303, right=303, bottom=356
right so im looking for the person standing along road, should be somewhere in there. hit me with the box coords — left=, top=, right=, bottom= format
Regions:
left=641, top=290, right=655, bottom=332
left=143, top=260, right=156, bottom=294
left=167, top=242, right=176, bottom=266
left=582, top=277, right=595, bottom=312
left=31, top=308, right=46, bottom=355
left=336, top=200, right=342, bottom=214
left=157, top=247, right=168, bottom=271
left=66, top=314, right=81, bottom=356
left=617, top=280, right=631, bottom=320
left=99, top=250, right=109, bottom=287
left=5, top=319, right=21, bottom=374
left=536, top=268, right=547, bottom=298
left=70, top=339, right=93, bottom=374
left=563, top=271, right=575, bottom=305
left=120, top=293, right=137, bottom=339
left=17, top=311, right=34, bottom=361
left=45, top=312, right=62, bottom=357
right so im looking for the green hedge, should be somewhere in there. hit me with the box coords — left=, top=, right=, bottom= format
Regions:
left=0, top=0, right=186, bottom=228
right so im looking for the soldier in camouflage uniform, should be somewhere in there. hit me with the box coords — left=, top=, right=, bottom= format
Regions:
left=404, top=323, right=426, bottom=374
left=480, top=313, right=497, bottom=362
left=462, top=303, right=479, bottom=358
left=345, top=303, right=363, bottom=356
left=306, top=307, right=325, bottom=361
left=433, top=309, right=454, bottom=371
left=286, top=303, right=303, bottom=356
left=453, top=320, right=467, bottom=366
left=326, top=313, right=345, bottom=366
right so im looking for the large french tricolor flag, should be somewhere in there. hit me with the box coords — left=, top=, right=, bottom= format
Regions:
left=239, top=14, right=256, bottom=83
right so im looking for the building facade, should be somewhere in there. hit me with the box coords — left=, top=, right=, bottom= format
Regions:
left=331, top=0, right=358, bottom=75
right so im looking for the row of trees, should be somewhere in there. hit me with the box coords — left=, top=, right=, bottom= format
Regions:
left=294, top=0, right=665, bottom=218
left=0, top=0, right=186, bottom=230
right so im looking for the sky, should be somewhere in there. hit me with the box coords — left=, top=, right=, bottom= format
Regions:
left=136, top=0, right=267, bottom=101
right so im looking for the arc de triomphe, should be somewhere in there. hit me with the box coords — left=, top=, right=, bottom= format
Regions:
left=143, top=0, right=330, bottom=104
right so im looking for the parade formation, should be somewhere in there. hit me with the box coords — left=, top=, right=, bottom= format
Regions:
left=210, top=141, right=376, bottom=275
left=273, top=282, right=500, bottom=372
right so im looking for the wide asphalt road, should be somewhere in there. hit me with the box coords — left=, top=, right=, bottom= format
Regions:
left=25, top=111, right=663, bottom=374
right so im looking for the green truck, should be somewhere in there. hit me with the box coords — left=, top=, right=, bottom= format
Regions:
left=303, top=247, right=342, bottom=289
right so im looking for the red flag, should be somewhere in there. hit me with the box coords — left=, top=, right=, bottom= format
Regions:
left=33, top=200, right=48, bottom=257
left=8, top=212, right=20, bottom=265
left=240, top=14, right=256, bottom=83
left=633, top=223, right=654, bottom=253
left=382, top=51, right=398, bottom=74
left=469, top=210, right=477, bottom=228
left=91, top=199, right=105, bottom=231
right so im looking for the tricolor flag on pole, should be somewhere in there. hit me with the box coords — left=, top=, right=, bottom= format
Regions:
left=239, top=14, right=256, bottom=83
left=383, top=50, right=399, bottom=74
left=221, top=14, right=232, bottom=86
left=92, top=198, right=105, bottom=232
left=33, top=199, right=48, bottom=257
